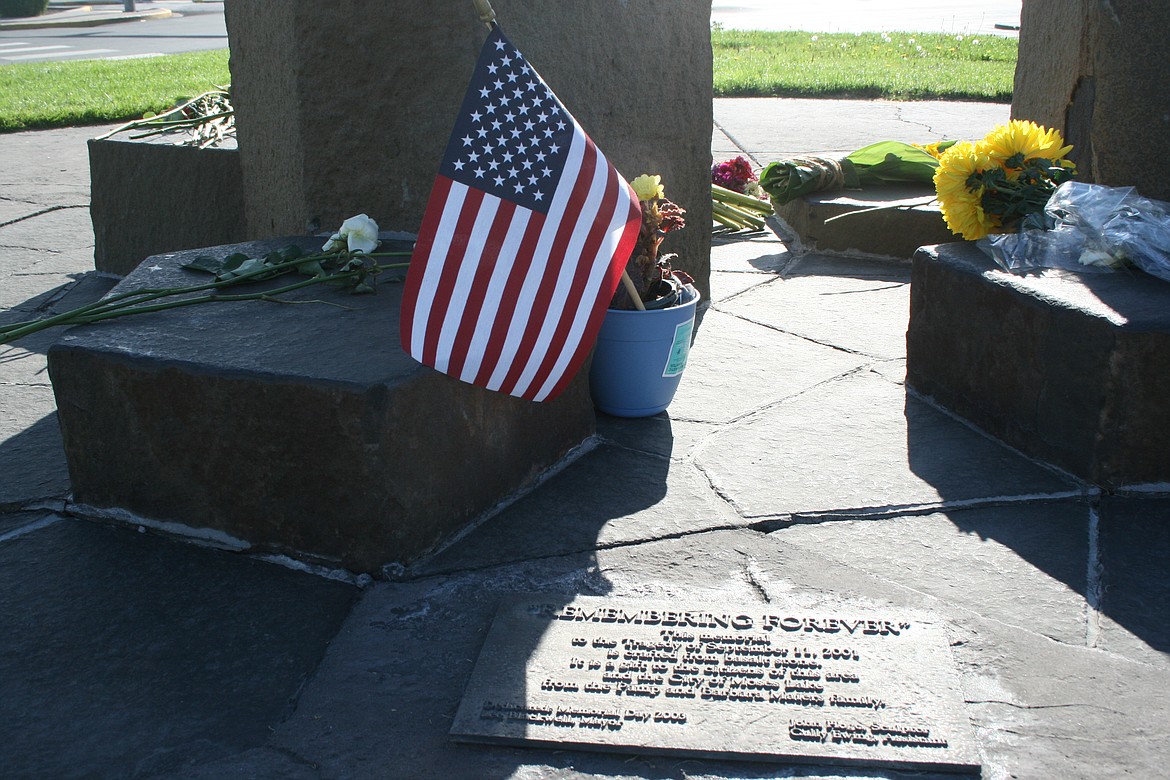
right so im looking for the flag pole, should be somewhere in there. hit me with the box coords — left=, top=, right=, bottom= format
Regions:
left=621, top=271, right=646, bottom=311
left=468, top=0, right=646, bottom=312
left=471, top=0, right=496, bottom=29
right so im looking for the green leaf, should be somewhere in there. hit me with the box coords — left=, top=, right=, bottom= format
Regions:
left=180, top=255, right=223, bottom=275
left=218, top=257, right=268, bottom=280
left=296, top=259, right=326, bottom=278
left=351, top=281, right=376, bottom=295
left=220, top=253, right=251, bottom=273
left=279, top=245, right=305, bottom=262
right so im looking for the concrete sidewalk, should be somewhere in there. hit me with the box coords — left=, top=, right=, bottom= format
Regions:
left=3, top=99, right=1169, bottom=779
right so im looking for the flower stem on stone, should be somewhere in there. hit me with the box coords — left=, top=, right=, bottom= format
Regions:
left=0, top=252, right=411, bottom=345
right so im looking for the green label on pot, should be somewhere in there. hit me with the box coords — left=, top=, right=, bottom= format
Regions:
left=663, top=319, right=694, bottom=378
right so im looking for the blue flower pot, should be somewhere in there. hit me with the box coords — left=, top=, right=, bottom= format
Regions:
left=589, top=284, right=700, bottom=417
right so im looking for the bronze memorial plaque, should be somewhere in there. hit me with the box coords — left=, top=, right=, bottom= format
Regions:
left=450, top=596, right=980, bottom=774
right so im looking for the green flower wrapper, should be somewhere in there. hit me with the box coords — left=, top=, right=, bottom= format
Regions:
left=760, top=140, right=954, bottom=205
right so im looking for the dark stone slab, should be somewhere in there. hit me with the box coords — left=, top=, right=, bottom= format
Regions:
left=47, top=237, right=596, bottom=574
left=451, top=595, right=980, bottom=774
left=776, top=503, right=1094, bottom=646
left=697, top=370, right=1083, bottom=520
left=1097, top=496, right=1170, bottom=656
left=89, top=138, right=245, bottom=276
left=181, top=523, right=1170, bottom=779
left=774, top=185, right=953, bottom=259
left=907, top=241, right=1170, bottom=488
left=0, top=407, right=69, bottom=509
left=0, top=517, right=356, bottom=780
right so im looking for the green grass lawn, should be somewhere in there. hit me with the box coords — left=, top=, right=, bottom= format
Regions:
left=0, top=49, right=230, bottom=132
left=0, top=30, right=1017, bottom=133
left=713, top=29, right=1017, bottom=101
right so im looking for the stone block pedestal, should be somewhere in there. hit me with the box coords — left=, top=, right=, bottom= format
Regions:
left=89, top=138, right=245, bottom=276
left=907, top=242, right=1170, bottom=489
left=47, top=238, right=595, bottom=575
left=773, top=185, right=953, bottom=259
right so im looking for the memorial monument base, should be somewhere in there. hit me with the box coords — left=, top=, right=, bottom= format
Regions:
left=47, top=238, right=595, bottom=575
left=907, top=241, right=1170, bottom=489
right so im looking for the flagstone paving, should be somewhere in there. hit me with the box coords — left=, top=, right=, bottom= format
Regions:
left=3, top=99, right=1169, bottom=779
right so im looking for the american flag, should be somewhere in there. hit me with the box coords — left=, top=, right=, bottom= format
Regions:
left=400, top=25, right=641, bottom=402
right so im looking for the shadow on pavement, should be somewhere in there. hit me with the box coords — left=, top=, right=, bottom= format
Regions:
left=412, top=421, right=676, bottom=576
left=0, top=412, right=70, bottom=509
left=333, top=422, right=688, bottom=778
left=0, top=518, right=359, bottom=779
left=1095, top=496, right=1170, bottom=655
left=906, top=393, right=1170, bottom=658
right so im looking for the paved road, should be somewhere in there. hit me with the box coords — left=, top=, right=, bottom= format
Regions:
left=0, top=1, right=225, bottom=63
left=1, top=1, right=1022, bottom=65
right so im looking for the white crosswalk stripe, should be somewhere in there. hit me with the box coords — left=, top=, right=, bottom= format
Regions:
left=0, top=38, right=146, bottom=62
left=2, top=48, right=117, bottom=61
left=0, top=44, right=72, bottom=54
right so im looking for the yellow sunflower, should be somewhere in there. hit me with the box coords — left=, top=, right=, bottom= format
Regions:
left=933, top=140, right=1001, bottom=241
left=982, top=119, right=1074, bottom=170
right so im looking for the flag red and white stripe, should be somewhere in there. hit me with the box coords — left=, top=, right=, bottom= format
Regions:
left=400, top=25, right=640, bottom=402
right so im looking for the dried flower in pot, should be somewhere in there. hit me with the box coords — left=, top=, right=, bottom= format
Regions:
left=609, top=174, right=694, bottom=310
left=591, top=174, right=700, bottom=417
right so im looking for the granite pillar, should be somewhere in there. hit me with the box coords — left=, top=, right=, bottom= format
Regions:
left=223, top=0, right=713, bottom=299
left=1013, top=0, right=1170, bottom=199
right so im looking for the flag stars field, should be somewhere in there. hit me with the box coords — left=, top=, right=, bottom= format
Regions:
left=438, top=35, right=574, bottom=212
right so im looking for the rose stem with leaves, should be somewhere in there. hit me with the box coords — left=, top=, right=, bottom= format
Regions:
left=0, top=252, right=411, bottom=345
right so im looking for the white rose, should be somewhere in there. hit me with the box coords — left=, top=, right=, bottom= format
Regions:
left=322, top=213, right=380, bottom=254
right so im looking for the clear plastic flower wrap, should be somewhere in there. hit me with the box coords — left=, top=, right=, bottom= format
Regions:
left=979, top=181, right=1170, bottom=282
